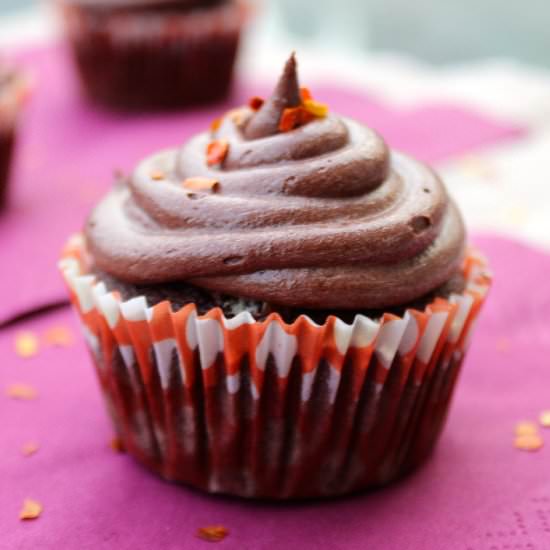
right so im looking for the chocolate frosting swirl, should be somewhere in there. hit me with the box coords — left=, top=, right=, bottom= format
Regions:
left=86, top=54, right=466, bottom=309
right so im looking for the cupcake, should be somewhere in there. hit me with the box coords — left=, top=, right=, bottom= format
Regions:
left=0, top=61, right=28, bottom=211
left=58, top=0, right=246, bottom=110
left=60, top=54, right=491, bottom=499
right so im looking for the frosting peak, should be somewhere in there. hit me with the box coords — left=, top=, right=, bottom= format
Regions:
left=243, top=53, right=302, bottom=140
left=86, top=55, right=466, bottom=310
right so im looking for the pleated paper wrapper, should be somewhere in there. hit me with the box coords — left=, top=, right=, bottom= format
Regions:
left=60, top=235, right=491, bottom=499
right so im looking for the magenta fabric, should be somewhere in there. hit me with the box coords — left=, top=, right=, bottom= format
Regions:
left=1, top=234, right=550, bottom=549
left=0, top=44, right=525, bottom=326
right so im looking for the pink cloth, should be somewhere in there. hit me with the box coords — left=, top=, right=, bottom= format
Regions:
left=0, top=44, right=524, bottom=325
left=1, top=234, right=550, bottom=549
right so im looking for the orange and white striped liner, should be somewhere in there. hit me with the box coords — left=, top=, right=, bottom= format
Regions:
left=59, top=234, right=491, bottom=498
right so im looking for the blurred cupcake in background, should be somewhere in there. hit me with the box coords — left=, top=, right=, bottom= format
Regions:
left=0, top=60, right=29, bottom=211
left=58, top=0, right=248, bottom=111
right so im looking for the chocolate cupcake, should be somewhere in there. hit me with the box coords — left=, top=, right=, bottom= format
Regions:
left=58, top=0, right=246, bottom=110
left=60, top=55, right=491, bottom=499
left=0, top=61, right=28, bottom=210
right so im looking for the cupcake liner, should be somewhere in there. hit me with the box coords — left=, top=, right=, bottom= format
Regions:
left=59, top=0, right=247, bottom=110
left=60, top=234, right=491, bottom=499
left=0, top=69, right=30, bottom=209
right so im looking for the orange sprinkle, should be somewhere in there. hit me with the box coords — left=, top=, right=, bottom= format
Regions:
left=539, top=410, right=550, bottom=428
left=206, top=139, right=229, bottom=166
left=303, top=98, right=329, bottom=118
left=19, top=499, right=43, bottom=520
left=150, top=171, right=165, bottom=181
left=279, top=106, right=315, bottom=132
left=210, top=117, right=222, bottom=132
left=15, top=332, right=39, bottom=358
left=44, top=326, right=74, bottom=348
left=514, top=434, right=544, bottom=452
left=21, top=442, right=40, bottom=457
left=300, top=87, right=313, bottom=102
left=196, top=526, right=229, bottom=542
left=182, top=177, right=220, bottom=192
left=248, top=96, right=264, bottom=111
left=6, top=384, right=37, bottom=400
left=110, top=437, right=126, bottom=453
left=515, top=421, right=538, bottom=437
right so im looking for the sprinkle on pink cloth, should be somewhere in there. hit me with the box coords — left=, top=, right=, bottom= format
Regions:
left=0, top=44, right=525, bottom=326
left=1, top=235, right=549, bottom=550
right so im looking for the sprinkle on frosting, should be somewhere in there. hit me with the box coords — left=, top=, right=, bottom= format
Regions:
left=182, top=177, right=220, bottom=192
left=210, top=117, right=222, bottom=132
left=206, top=139, right=229, bottom=166
left=300, top=87, right=312, bottom=101
left=303, top=98, right=329, bottom=118
left=278, top=106, right=315, bottom=132
left=248, top=96, right=264, bottom=111
left=150, top=171, right=165, bottom=181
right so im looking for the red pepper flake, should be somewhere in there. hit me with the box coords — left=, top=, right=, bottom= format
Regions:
left=196, top=526, right=229, bottom=542
left=279, top=106, right=315, bottom=132
left=300, top=87, right=313, bottom=101
left=248, top=96, right=264, bottom=111
left=206, top=140, right=229, bottom=166
left=150, top=170, right=165, bottom=181
left=14, top=332, right=39, bottom=358
left=6, top=384, right=38, bottom=400
left=182, top=177, right=220, bottom=192
left=44, top=326, right=74, bottom=348
left=210, top=117, right=222, bottom=132
left=19, top=499, right=43, bottom=521
left=21, top=442, right=40, bottom=457
left=110, top=437, right=126, bottom=453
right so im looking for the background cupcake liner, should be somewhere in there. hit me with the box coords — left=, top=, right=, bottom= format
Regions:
left=60, top=234, right=491, bottom=499
left=59, top=0, right=247, bottom=109
left=0, top=69, right=30, bottom=209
